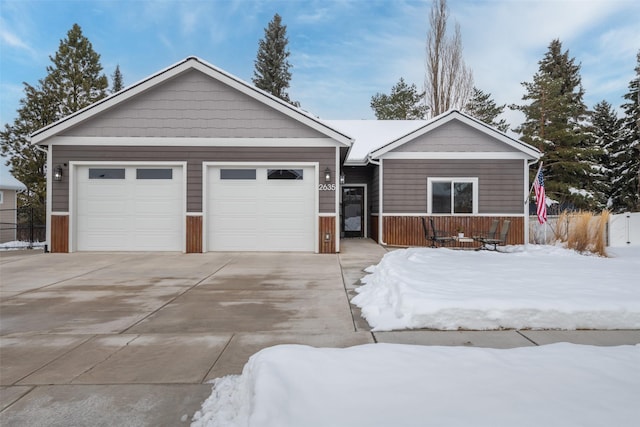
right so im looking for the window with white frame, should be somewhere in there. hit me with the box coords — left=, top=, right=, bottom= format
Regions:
left=0, top=190, right=3, bottom=204
left=427, top=178, right=478, bottom=214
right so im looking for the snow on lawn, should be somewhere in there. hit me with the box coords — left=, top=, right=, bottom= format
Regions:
left=192, top=343, right=640, bottom=427
left=351, top=245, right=640, bottom=331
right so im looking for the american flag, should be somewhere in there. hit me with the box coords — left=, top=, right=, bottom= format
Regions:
left=533, top=168, right=547, bottom=224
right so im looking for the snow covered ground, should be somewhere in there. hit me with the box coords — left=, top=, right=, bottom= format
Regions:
left=0, top=240, right=45, bottom=250
left=191, top=244, right=639, bottom=426
left=352, top=245, right=640, bottom=331
left=192, top=343, right=640, bottom=427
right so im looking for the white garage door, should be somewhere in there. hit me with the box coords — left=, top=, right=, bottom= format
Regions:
left=207, top=166, right=316, bottom=251
left=75, top=165, right=183, bottom=251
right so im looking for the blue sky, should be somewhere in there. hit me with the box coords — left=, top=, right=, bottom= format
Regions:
left=1, top=0, right=638, bottom=130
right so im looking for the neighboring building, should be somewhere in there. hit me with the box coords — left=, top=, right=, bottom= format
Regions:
left=0, top=159, right=27, bottom=243
left=31, top=57, right=541, bottom=253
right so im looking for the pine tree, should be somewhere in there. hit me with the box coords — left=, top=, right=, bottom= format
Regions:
left=0, top=23, right=109, bottom=222
left=370, top=78, right=428, bottom=120
left=611, top=51, right=640, bottom=212
left=253, top=13, right=297, bottom=106
left=0, top=81, right=57, bottom=223
left=463, top=87, right=509, bottom=132
left=511, top=39, right=596, bottom=210
left=591, top=100, right=622, bottom=208
left=111, top=64, right=124, bottom=93
left=46, top=23, right=108, bottom=116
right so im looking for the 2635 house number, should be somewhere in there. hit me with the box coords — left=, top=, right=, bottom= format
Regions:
left=318, top=184, right=336, bottom=191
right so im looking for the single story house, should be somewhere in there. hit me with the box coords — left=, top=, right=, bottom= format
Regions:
left=31, top=57, right=541, bottom=253
left=0, top=159, right=27, bottom=243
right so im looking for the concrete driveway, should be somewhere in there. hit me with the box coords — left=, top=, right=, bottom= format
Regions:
left=2, top=241, right=640, bottom=426
left=0, top=244, right=381, bottom=426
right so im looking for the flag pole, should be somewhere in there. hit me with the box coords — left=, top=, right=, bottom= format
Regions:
left=525, top=161, right=543, bottom=205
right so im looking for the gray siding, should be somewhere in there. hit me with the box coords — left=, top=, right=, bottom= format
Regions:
left=52, top=146, right=337, bottom=213
left=382, top=159, right=524, bottom=214
left=62, top=70, right=326, bottom=139
left=394, top=120, right=516, bottom=153
left=371, top=167, right=379, bottom=214
left=0, top=190, right=17, bottom=243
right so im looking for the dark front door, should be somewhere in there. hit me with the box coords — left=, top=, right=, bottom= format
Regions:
left=342, top=186, right=365, bottom=237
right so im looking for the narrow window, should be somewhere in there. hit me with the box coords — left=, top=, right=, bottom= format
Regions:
left=453, top=182, right=473, bottom=213
left=267, top=169, right=303, bottom=180
left=432, top=181, right=452, bottom=214
left=136, top=168, right=173, bottom=179
left=89, top=168, right=125, bottom=179
left=220, top=169, right=256, bottom=180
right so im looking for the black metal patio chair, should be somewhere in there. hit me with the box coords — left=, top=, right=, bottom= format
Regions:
left=476, top=220, right=510, bottom=251
left=422, top=217, right=454, bottom=248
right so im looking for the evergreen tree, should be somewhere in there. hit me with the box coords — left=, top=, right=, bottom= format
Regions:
left=0, top=81, right=57, bottom=223
left=611, top=51, right=640, bottom=212
left=511, top=39, right=596, bottom=210
left=463, top=87, right=509, bottom=132
left=253, top=13, right=297, bottom=106
left=46, top=23, right=108, bottom=116
left=591, top=100, right=622, bottom=208
left=370, top=78, right=428, bottom=120
left=111, top=64, right=124, bottom=93
left=0, top=23, right=109, bottom=221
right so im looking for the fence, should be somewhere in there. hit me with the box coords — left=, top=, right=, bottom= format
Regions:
left=0, top=207, right=46, bottom=249
left=608, top=212, right=640, bottom=246
left=530, top=212, right=639, bottom=247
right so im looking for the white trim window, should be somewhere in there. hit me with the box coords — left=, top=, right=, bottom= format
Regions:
left=427, top=177, right=478, bottom=214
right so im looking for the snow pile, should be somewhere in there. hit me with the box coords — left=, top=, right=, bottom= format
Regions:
left=192, top=343, right=640, bottom=427
left=352, top=245, right=640, bottom=331
left=0, top=240, right=45, bottom=250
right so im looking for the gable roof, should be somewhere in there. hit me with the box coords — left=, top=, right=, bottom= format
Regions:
left=0, top=157, right=27, bottom=191
left=31, top=57, right=353, bottom=146
left=369, top=110, right=541, bottom=160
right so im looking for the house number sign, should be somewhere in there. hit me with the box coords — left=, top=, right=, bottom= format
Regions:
left=318, top=184, right=336, bottom=191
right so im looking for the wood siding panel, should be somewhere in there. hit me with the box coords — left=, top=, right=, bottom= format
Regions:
left=383, top=215, right=524, bottom=247
left=370, top=214, right=379, bottom=243
left=62, top=70, right=325, bottom=139
left=383, top=159, right=524, bottom=214
left=186, top=216, right=202, bottom=253
left=319, top=216, right=336, bottom=253
left=52, top=145, right=337, bottom=213
left=51, top=215, right=69, bottom=253
left=394, top=120, right=516, bottom=153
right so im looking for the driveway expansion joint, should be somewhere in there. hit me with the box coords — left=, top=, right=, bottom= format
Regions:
left=119, top=260, right=232, bottom=334
left=516, top=330, right=540, bottom=346
left=69, top=335, right=140, bottom=384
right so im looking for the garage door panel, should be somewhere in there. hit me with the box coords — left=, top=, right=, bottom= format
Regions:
left=212, top=201, right=259, bottom=215
left=208, top=165, right=316, bottom=252
left=76, top=165, right=183, bottom=251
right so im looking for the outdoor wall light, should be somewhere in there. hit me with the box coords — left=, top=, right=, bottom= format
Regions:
left=324, top=167, right=331, bottom=183
left=340, top=172, right=345, bottom=185
left=53, top=165, right=63, bottom=181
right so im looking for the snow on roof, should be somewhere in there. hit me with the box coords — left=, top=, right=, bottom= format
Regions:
left=324, top=120, right=427, bottom=164
left=0, top=157, right=26, bottom=191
